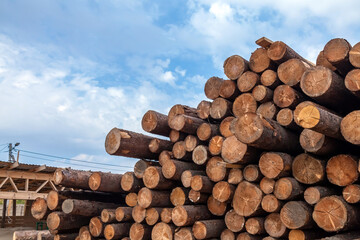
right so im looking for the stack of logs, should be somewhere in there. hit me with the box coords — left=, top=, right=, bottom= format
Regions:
left=30, top=37, right=360, bottom=240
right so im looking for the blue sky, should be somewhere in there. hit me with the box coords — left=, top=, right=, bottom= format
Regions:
left=0, top=0, right=360, bottom=173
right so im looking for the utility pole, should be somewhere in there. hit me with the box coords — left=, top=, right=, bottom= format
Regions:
left=8, top=143, right=20, bottom=163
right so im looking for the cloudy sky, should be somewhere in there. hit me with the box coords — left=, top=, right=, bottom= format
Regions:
left=0, top=0, right=359, bottom=173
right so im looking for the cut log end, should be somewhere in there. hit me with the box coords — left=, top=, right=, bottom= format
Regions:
left=88, top=172, right=101, bottom=191
left=89, top=216, right=103, bottom=237
left=267, top=41, right=287, bottom=61
left=31, top=197, right=48, bottom=220
left=223, top=55, right=248, bottom=80
left=105, top=128, right=122, bottom=155
left=232, top=93, right=257, bottom=118
left=326, top=154, right=358, bottom=187
left=205, top=77, right=224, bottom=100
left=343, top=184, right=360, bottom=204
left=300, top=66, right=332, bottom=97
left=231, top=113, right=263, bottom=144
left=237, top=71, right=259, bottom=92
left=341, top=110, right=360, bottom=145
left=324, top=38, right=351, bottom=64
left=151, top=222, right=175, bottom=240
left=232, top=181, right=263, bottom=217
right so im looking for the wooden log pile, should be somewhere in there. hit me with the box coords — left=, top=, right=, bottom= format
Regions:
left=28, top=37, right=360, bottom=240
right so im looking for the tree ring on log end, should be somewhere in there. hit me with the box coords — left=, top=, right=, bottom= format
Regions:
left=105, top=128, right=122, bottom=155
left=231, top=113, right=263, bottom=144
left=88, top=172, right=102, bottom=191
left=296, top=105, right=320, bottom=128
left=300, top=67, right=332, bottom=97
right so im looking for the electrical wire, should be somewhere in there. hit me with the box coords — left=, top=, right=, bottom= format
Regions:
left=0, top=146, right=8, bottom=152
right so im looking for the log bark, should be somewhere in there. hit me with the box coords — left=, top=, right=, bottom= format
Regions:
left=192, top=145, right=211, bottom=165
left=145, top=207, right=162, bottom=226
left=274, top=177, right=304, bottom=201
left=233, top=181, right=263, bottom=217
left=149, top=138, right=174, bottom=154
left=245, top=217, right=265, bottom=235
left=197, top=122, right=220, bottom=141
left=323, top=38, right=353, bottom=76
left=207, top=195, right=228, bottom=216
left=142, top=110, right=171, bottom=137
left=249, top=48, right=276, bottom=73
left=47, top=212, right=90, bottom=231
left=316, top=50, right=337, bottom=72
left=54, top=233, right=79, bottom=240
left=273, top=85, right=307, bottom=109
left=160, top=208, right=172, bottom=224
left=345, top=69, right=360, bottom=97
left=252, top=85, right=273, bottom=103
left=170, top=187, right=191, bottom=206
left=277, top=59, right=312, bottom=87
left=259, top=152, right=292, bottom=179
left=151, top=222, right=176, bottom=240
left=212, top=181, right=235, bottom=203
left=89, top=216, right=104, bottom=237
left=143, top=166, right=175, bottom=190
left=125, top=192, right=137, bottom=207
left=181, top=170, right=205, bottom=188
left=341, top=110, right=360, bottom=145
left=188, top=190, right=209, bottom=204
left=168, top=104, right=198, bottom=126
left=174, top=227, right=194, bottom=240
left=120, top=171, right=144, bottom=192
left=319, top=231, right=360, bottom=240
left=169, top=130, right=187, bottom=143
left=105, top=128, right=158, bottom=159
left=260, top=70, right=281, bottom=89
left=137, top=187, right=171, bottom=208
left=267, top=41, right=314, bottom=66
left=54, top=169, right=92, bottom=190
left=228, top=168, right=243, bottom=185
left=208, top=135, right=224, bottom=155
left=162, top=159, right=202, bottom=181
left=204, top=77, right=225, bottom=100
left=223, top=55, right=249, bottom=80
left=103, top=223, right=132, bottom=240
left=236, top=232, right=262, bottom=240
left=169, top=114, right=205, bottom=135
left=288, top=229, right=329, bottom=240
left=197, top=100, right=212, bottom=120
left=264, top=213, right=289, bottom=238
left=220, top=80, right=241, bottom=100
left=210, top=97, right=233, bottom=120
left=259, top=177, right=275, bottom=194
left=237, top=71, right=259, bottom=93
left=261, top=194, right=283, bottom=213
left=276, top=108, right=301, bottom=131
left=232, top=93, right=257, bottom=118
left=343, top=184, right=360, bottom=204
left=243, top=165, right=263, bottom=182
left=224, top=209, right=245, bottom=232
left=292, top=153, right=326, bottom=185
left=134, top=159, right=159, bottom=179
left=280, top=201, right=314, bottom=230
left=172, top=205, right=212, bottom=227
left=115, top=206, right=133, bottom=222
left=184, top=135, right=202, bottom=152
left=220, top=116, right=235, bottom=138
left=193, top=219, right=226, bottom=239
left=206, top=156, right=228, bottom=182
left=129, top=223, right=152, bottom=240
left=326, top=154, right=358, bottom=187
left=101, top=209, right=117, bottom=224
left=88, top=172, right=123, bottom=193
left=256, top=102, right=278, bottom=120
left=31, top=197, right=49, bottom=220
left=62, top=199, right=118, bottom=216
left=190, top=175, right=214, bottom=193
left=14, top=230, right=49, bottom=240
left=173, top=141, right=192, bottom=161
left=221, top=135, right=259, bottom=164
left=304, top=186, right=336, bottom=205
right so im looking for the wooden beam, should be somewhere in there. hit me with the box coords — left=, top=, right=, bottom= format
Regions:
left=0, top=177, right=9, bottom=189
left=1, top=199, right=7, bottom=228
left=48, top=180, right=57, bottom=191
left=0, top=169, right=54, bottom=181
left=255, top=37, right=273, bottom=49
left=35, top=180, right=49, bottom=193
left=29, top=165, right=46, bottom=173
left=8, top=177, right=18, bottom=192
left=25, top=179, right=29, bottom=192
left=0, top=192, right=48, bottom=200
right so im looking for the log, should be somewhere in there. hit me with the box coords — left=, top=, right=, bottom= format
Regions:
left=232, top=181, right=263, bottom=217
left=160, top=208, right=172, bottom=224
left=188, top=190, right=209, bottom=204
left=115, top=206, right=133, bottom=222
left=134, top=159, right=159, bottom=179
left=149, top=138, right=174, bottom=154
left=267, top=41, right=314, bottom=66
left=261, top=194, right=283, bottom=213
left=129, top=223, right=152, bottom=240
left=54, top=169, right=92, bottom=190
left=169, top=114, right=205, bottom=135
left=292, top=153, right=326, bottom=185
left=170, top=130, right=187, bottom=143
left=259, top=152, right=292, bottom=179
left=326, top=154, right=358, bottom=186
left=343, top=184, right=360, bottom=204
left=168, top=104, right=198, bottom=125
left=78, top=230, right=94, bottom=240
left=220, top=229, right=236, bottom=240
left=197, top=122, right=220, bottom=141
left=206, top=156, right=228, bottom=182
left=316, top=50, right=337, bottom=72
left=172, top=205, right=212, bottom=227
left=125, top=192, right=137, bottom=207
left=224, top=209, right=245, bottom=232
left=173, top=141, right=192, bottom=161
left=145, top=207, right=162, bottom=226
left=208, top=135, right=224, bottom=155
left=313, top=196, right=360, bottom=232
left=137, top=187, right=171, bottom=208
left=142, top=110, right=171, bottom=137
left=163, top=159, right=202, bottom=181
left=300, top=66, right=358, bottom=113
left=237, top=71, right=260, bottom=92
left=280, top=201, right=314, bottom=230
left=181, top=170, right=206, bottom=188
left=223, top=55, right=249, bottom=80
left=101, top=209, right=117, bottom=224
left=151, top=222, right=176, bottom=240
left=192, top=145, right=211, bottom=165
left=174, top=227, right=194, bottom=240
left=159, top=150, right=173, bottom=166
left=273, top=85, right=307, bottom=109
left=120, top=171, right=144, bottom=192
left=197, top=100, right=212, bottom=120
left=236, top=232, right=262, bottom=240
left=210, top=97, right=232, bottom=120
left=304, top=186, right=336, bottom=205
left=344, top=69, right=360, bottom=97
left=252, top=85, right=273, bottom=103
left=227, top=168, right=243, bottom=185
left=31, top=197, right=49, bottom=220
left=350, top=42, right=360, bottom=68
left=232, top=93, right=257, bottom=118
left=260, top=70, right=281, bottom=89
left=288, top=229, right=329, bottom=240
left=243, top=165, right=263, bottom=182
left=204, top=77, right=225, bottom=100
left=207, top=195, right=228, bottom=216
left=259, top=177, right=276, bottom=194
left=105, top=128, right=158, bottom=159
left=221, top=135, right=259, bottom=164
left=54, top=233, right=79, bottom=240
left=341, top=110, right=360, bottom=145
left=143, top=166, right=175, bottom=190
left=277, top=59, right=312, bottom=87
left=212, top=181, right=235, bottom=203
left=13, top=230, right=49, bottom=240
left=184, top=135, right=202, bottom=152
left=191, top=175, right=214, bottom=193
left=104, top=223, right=132, bottom=240
left=264, top=213, right=289, bottom=238
left=132, top=205, right=146, bottom=223
left=276, top=108, right=301, bottom=131
left=89, top=216, right=104, bottom=237
left=231, top=113, right=301, bottom=152
left=220, top=80, right=241, bottom=100
left=193, top=219, right=226, bottom=239
left=320, top=231, right=360, bottom=240
left=245, top=217, right=265, bottom=235
left=47, top=212, right=89, bottom=231
left=274, top=177, right=304, bottom=200
left=170, top=187, right=191, bottom=206
left=37, top=231, right=52, bottom=240
left=323, top=38, right=353, bottom=76
left=249, top=48, right=276, bottom=73
left=62, top=199, right=118, bottom=216
left=220, top=116, right=235, bottom=137
left=88, top=172, right=123, bottom=193
left=256, top=102, right=278, bottom=120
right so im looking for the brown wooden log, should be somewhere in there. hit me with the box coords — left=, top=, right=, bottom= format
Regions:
left=89, top=216, right=104, bottom=237
left=149, top=138, right=174, bottom=154
left=221, top=135, right=259, bottom=164
left=101, top=209, right=117, bottom=224
left=174, top=227, right=194, bottom=240
left=105, top=128, right=158, bottom=159
left=170, top=114, right=206, bottom=135
left=280, top=201, right=314, bottom=230
left=231, top=113, right=301, bottom=152
left=172, top=205, right=212, bottom=227
left=188, top=189, right=208, bottom=205
left=274, top=177, right=304, bottom=200
left=220, top=229, right=236, bottom=240
left=259, top=152, right=292, bottom=179
left=343, top=184, right=360, bottom=204
left=191, top=175, right=214, bottom=193
left=300, top=66, right=358, bottom=112
left=276, top=108, right=301, bottom=131
left=207, top=195, right=228, bottom=216
left=245, top=217, right=265, bottom=235
left=197, top=122, right=220, bottom=141
left=288, top=229, right=329, bottom=240
left=256, top=102, right=278, bottom=120
left=143, top=166, right=175, bottom=190
left=151, top=222, right=176, bottom=240
left=320, top=231, right=360, bottom=240
left=341, top=110, right=360, bottom=145
left=233, top=181, right=263, bottom=217
left=142, top=110, right=171, bottom=137
left=223, top=55, right=249, bottom=80
left=249, top=48, right=276, bottom=73
left=125, top=192, right=137, bottom=207
left=277, top=59, right=312, bottom=87
left=252, top=85, right=273, bottom=103
left=192, top=145, right=211, bottom=165
left=268, top=41, right=314, bottom=66
left=132, top=204, right=146, bottom=223
left=120, top=171, right=144, bottom=192
left=197, top=100, right=212, bottom=120
left=292, top=153, right=326, bottom=185
left=193, top=219, right=226, bottom=239
left=37, top=230, right=52, bottom=240
left=137, top=187, right=171, bottom=208
left=163, top=159, right=202, bottom=181
left=115, top=206, right=133, bottom=222
left=316, top=50, right=337, bottom=72
left=79, top=230, right=93, bottom=240
left=224, top=209, right=245, bottom=232
left=31, top=197, right=49, bottom=220
left=79, top=225, right=90, bottom=236
left=210, top=97, right=233, bottom=120
left=62, top=199, right=118, bottom=217
left=168, top=104, right=198, bottom=125
left=324, top=38, right=353, bottom=76
left=170, top=130, right=187, bottom=143
left=228, top=168, right=243, bottom=185
left=237, top=71, right=260, bottom=93
left=181, top=170, right=206, bottom=188
left=261, top=194, right=283, bottom=213
left=313, top=195, right=360, bottom=232
left=220, top=80, right=241, bottom=100
left=206, top=156, right=228, bottom=182
left=236, top=232, right=262, bottom=240
left=184, top=135, right=202, bottom=152
left=88, top=172, right=123, bottom=193
left=208, top=135, right=224, bottom=155
left=204, top=77, right=225, bottom=100
left=47, top=212, right=89, bottom=231
left=220, top=116, right=235, bottom=138
left=243, top=165, right=263, bottom=182
left=212, top=181, right=235, bottom=203
left=160, top=208, right=172, bottom=224
left=260, top=177, right=275, bottom=194
left=173, top=141, right=193, bottom=161
left=134, top=159, right=159, bottom=179
left=273, top=85, right=307, bottom=109
left=14, top=230, right=49, bottom=240
left=326, top=154, right=358, bottom=186
left=304, top=186, right=336, bottom=205
left=129, top=223, right=152, bottom=240
left=158, top=150, right=172, bottom=166
left=54, top=233, right=79, bottom=240
left=145, top=207, right=162, bottom=226
left=350, top=42, right=360, bottom=68
left=264, top=213, right=289, bottom=238
left=260, top=70, right=281, bottom=89
left=232, top=93, right=257, bottom=118
left=345, top=68, right=360, bottom=98
left=170, top=187, right=191, bottom=206
left=54, top=168, right=92, bottom=190
left=104, top=223, right=132, bottom=240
